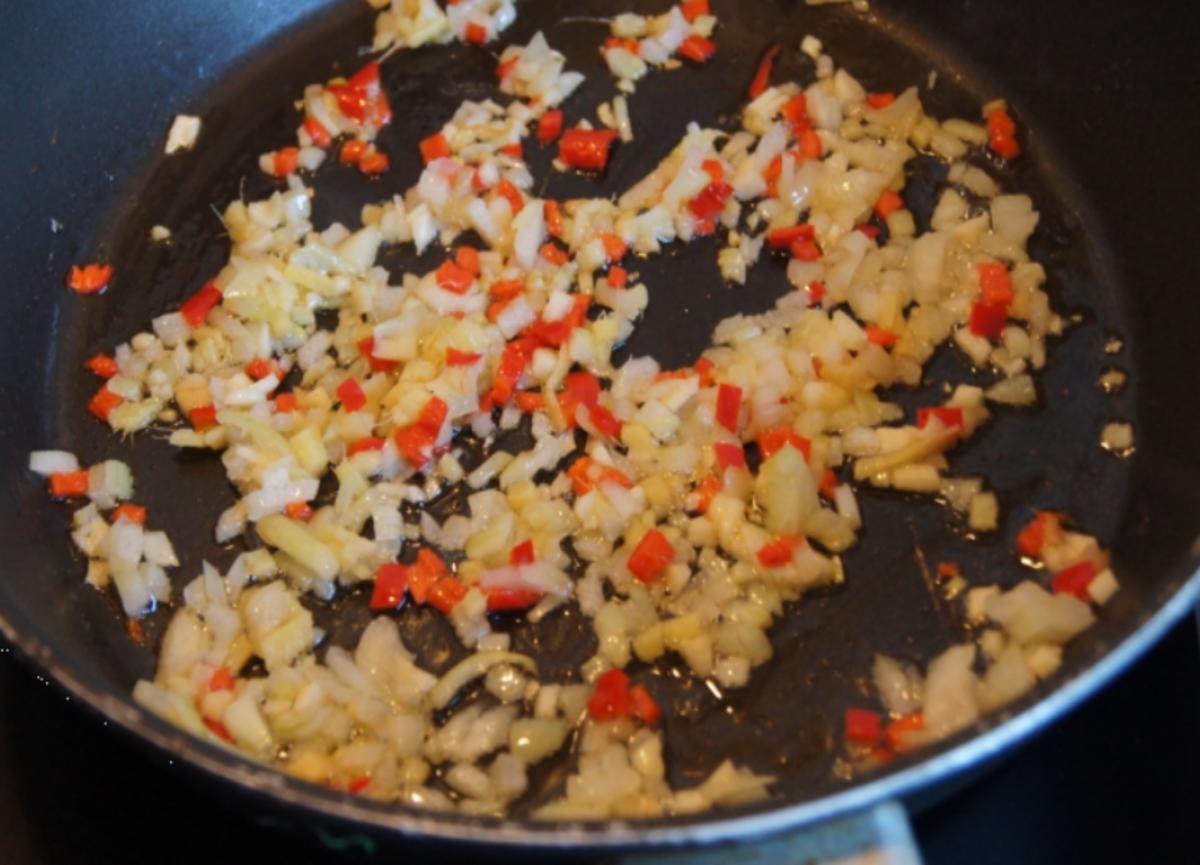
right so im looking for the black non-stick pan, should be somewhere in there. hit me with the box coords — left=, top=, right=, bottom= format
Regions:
left=2, top=0, right=1199, bottom=857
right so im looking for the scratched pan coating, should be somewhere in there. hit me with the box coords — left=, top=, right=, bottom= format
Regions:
left=1, top=0, right=1199, bottom=850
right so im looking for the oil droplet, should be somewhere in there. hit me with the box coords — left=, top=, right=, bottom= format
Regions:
left=1097, top=366, right=1127, bottom=394
left=1103, top=334, right=1124, bottom=355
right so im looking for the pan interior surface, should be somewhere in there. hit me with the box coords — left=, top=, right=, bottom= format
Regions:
left=1, top=0, right=1198, bottom=848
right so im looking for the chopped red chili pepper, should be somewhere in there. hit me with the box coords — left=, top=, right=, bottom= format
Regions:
left=336, top=378, right=366, bottom=412
left=757, top=426, right=811, bottom=461
left=340, top=139, right=368, bottom=165
left=537, top=110, right=564, bottom=145
left=88, top=387, right=123, bottom=422
left=587, top=669, right=634, bottom=721
left=678, top=35, right=717, bottom=64
left=347, top=436, right=386, bottom=457
left=180, top=280, right=223, bottom=327
left=208, top=667, right=236, bottom=692
left=874, top=190, right=904, bottom=219
left=629, top=684, right=661, bottom=726
left=844, top=708, right=884, bottom=744
left=67, top=263, right=113, bottom=294
left=85, top=353, right=119, bottom=379
left=370, top=563, right=409, bottom=610
left=446, top=347, right=482, bottom=366
left=436, top=259, right=475, bottom=294
left=485, top=587, right=543, bottom=612
left=509, top=539, right=535, bottom=565
left=713, top=442, right=746, bottom=471
left=49, top=470, right=89, bottom=499
left=419, top=131, right=451, bottom=164
left=715, top=383, right=743, bottom=433
left=1051, top=560, right=1097, bottom=600
left=284, top=501, right=313, bottom=521
left=985, top=107, right=1020, bottom=159
left=866, top=92, right=896, bottom=109
left=977, top=261, right=1014, bottom=307
left=302, top=116, right=331, bottom=148
left=464, top=21, right=488, bottom=44
left=356, top=336, right=397, bottom=373
left=969, top=301, right=1008, bottom=341
left=767, top=223, right=815, bottom=249
left=865, top=325, right=899, bottom=347
left=627, top=529, right=674, bottom=583
left=495, top=178, right=525, bottom=214
left=558, top=128, right=619, bottom=172
left=916, top=406, right=964, bottom=430
left=112, top=503, right=146, bottom=525
left=748, top=43, right=781, bottom=99
left=757, top=536, right=803, bottom=567
left=1016, top=511, right=1063, bottom=558
left=188, top=405, right=218, bottom=431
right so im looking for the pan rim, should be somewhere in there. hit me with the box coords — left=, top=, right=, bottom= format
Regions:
left=2, top=570, right=1196, bottom=848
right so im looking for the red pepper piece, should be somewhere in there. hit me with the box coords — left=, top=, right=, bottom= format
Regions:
left=969, top=301, right=1008, bottom=341
left=678, top=35, right=717, bottom=64
left=436, top=259, right=475, bottom=294
left=180, top=280, right=223, bottom=327
left=486, top=587, right=543, bottom=612
left=713, top=442, right=746, bottom=471
left=748, top=43, right=781, bottom=99
left=464, top=21, right=488, bottom=44
left=112, top=503, right=147, bottom=525
left=495, top=178, right=525, bottom=214
left=1016, top=511, right=1062, bottom=558
left=916, top=406, right=964, bottom=430
left=627, top=529, right=674, bottom=583
left=419, top=131, right=451, bottom=164
left=977, top=261, right=1014, bottom=307
left=85, top=354, right=119, bottom=379
left=1052, top=560, right=1097, bottom=600
left=347, top=436, right=386, bottom=457
left=340, top=139, right=368, bottom=165
left=446, top=347, right=482, bottom=366
left=302, top=116, right=331, bottom=148
left=537, top=110, right=564, bottom=145
left=49, top=470, right=89, bottom=498
left=844, top=708, right=884, bottom=744
left=873, top=190, right=904, bottom=219
left=370, top=563, right=409, bottom=610
left=757, top=536, right=802, bottom=567
left=284, top=501, right=313, bottom=521
left=428, top=576, right=469, bottom=613
left=587, top=669, right=634, bottom=721
left=629, top=684, right=661, bottom=726
left=88, top=387, right=123, bottom=422
left=67, top=263, right=113, bottom=294
left=189, top=405, right=218, bottom=431
left=715, top=383, right=743, bottom=433
left=558, top=128, right=619, bottom=172
left=767, top=223, right=815, bottom=249
left=208, top=667, right=236, bottom=692
left=865, top=325, right=899, bottom=347
left=757, top=426, right=811, bottom=461
left=336, top=378, right=366, bottom=412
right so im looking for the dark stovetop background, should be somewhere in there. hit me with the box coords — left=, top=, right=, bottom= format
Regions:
left=2, top=617, right=1198, bottom=864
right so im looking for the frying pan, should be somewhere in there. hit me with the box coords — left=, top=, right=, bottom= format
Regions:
left=2, top=0, right=1199, bottom=857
